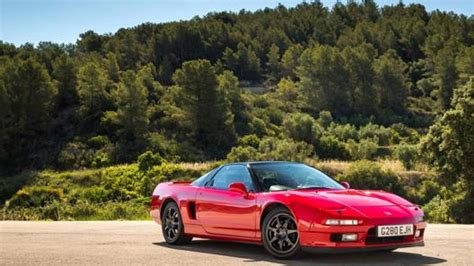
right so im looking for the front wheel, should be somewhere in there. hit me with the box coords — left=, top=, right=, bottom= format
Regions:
left=262, top=207, right=302, bottom=259
left=161, top=201, right=192, bottom=245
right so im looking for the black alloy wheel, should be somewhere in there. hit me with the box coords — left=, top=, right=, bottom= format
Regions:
left=262, top=207, right=301, bottom=259
left=161, top=201, right=192, bottom=245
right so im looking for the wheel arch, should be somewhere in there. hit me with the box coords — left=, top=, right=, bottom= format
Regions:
left=160, top=197, right=178, bottom=222
left=260, top=202, right=294, bottom=229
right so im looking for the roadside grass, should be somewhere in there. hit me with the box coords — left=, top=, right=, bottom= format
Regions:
left=1, top=159, right=436, bottom=221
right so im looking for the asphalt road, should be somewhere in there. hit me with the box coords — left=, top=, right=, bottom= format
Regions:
left=0, top=221, right=473, bottom=265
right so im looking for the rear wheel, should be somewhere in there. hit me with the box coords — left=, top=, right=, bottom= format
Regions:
left=161, top=201, right=192, bottom=245
left=262, top=207, right=301, bottom=259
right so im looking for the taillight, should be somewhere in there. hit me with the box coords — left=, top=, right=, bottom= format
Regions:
left=150, top=195, right=160, bottom=210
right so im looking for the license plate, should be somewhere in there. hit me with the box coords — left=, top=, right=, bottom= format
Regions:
left=377, top=224, right=413, bottom=237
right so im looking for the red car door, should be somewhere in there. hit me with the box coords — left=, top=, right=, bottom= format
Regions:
left=196, top=164, right=258, bottom=238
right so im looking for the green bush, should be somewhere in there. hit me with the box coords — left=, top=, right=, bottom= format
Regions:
left=359, top=123, right=396, bottom=145
left=87, top=135, right=111, bottom=149
left=258, top=137, right=313, bottom=162
left=317, top=110, right=333, bottom=128
left=338, top=161, right=404, bottom=195
left=80, top=186, right=112, bottom=203
left=57, top=142, right=93, bottom=169
left=282, top=112, right=321, bottom=144
left=422, top=195, right=451, bottom=223
left=317, top=135, right=350, bottom=160
left=137, top=151, right=164, bottom=172
left=416, top=179, right=441, bottom=204
left=226, top=146, right=259, bottom=162
left=148, top=163, right=202, bottom=182
left=346, top=139, right=378, bottom=160
left=7, top=187, right=64, bottom=208
left=91, top=151, right=111, bottom=168
left=394, top=144, right=418, bottom=169
left=327, top=123, right=358, bottom=142
left=250, top=117, right=267, bottom=137
left=238, top=134, right=260, bottom=149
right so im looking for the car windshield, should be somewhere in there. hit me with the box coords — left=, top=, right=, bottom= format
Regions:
left=251, top=163, right=344, bottom=192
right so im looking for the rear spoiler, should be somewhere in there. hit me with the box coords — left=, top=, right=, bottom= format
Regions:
left=171, top=180, right=192, bottom=184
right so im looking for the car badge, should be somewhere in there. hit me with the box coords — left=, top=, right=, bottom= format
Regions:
left=384, top=211, right=392, bottom=216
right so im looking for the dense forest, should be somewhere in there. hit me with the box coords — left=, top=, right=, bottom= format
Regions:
left=0, top=1, right=473, bottom=222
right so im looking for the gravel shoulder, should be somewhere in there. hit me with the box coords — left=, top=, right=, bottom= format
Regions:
left=0, top=221, right=473, bottom=265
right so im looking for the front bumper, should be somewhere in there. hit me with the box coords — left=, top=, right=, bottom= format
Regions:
left=303, top=241, right=424, bottom=253
left=299, top=221, right=426, bottom=251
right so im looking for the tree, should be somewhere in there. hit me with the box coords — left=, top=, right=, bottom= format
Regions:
left=373, top=49, right=409, bottom=115
left=1, top=58, right=57, bottom=134
left=421, top=80, right=474, bottom=222
left=435, top=45, right=459, bottom=110
left=297, top=45, right=351, bottom=116
left=76, top=30, right=105, bottom=53
left=282, top=112, right=322, bottom=145
left=137, top=64, right=161, bottom=105
left=0, top=57, right=57, bottom=168
left=77, top=62, right=110, bottom=119
left=455, top=46, right=473, bottom=85
left=342, top=44, right=378, bottom=115
left=52, top=55, right=78, bottom=109
left=116, top=70, right=150, bottom=139
left=422, top=81, right=474, bottom=183
left=173, top=60, right=236, bottom=158
left=222, top=43, right=261, bottom=82
left=281, top=44, right=303, bottom=79
left=217, top=70, right=249, bottom=135
left=0, top=81, right=10, bottom=164
left=266, top=44, right=282, bottom=82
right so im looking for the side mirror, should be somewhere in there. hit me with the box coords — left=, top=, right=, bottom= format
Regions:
left=229, top=182, right=248, bottom=196
left=341, top=181, right=350, bottom=189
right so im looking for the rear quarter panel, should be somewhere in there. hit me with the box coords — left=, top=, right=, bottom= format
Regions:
left=150, top=182, right=198, bottom=226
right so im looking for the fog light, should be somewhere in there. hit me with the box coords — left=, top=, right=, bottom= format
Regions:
left=341, top=233, right=358, bottom=242
left=415, top=230, right=422, bottom=237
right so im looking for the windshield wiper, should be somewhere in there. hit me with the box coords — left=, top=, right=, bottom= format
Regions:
left=294, top=186, right=333, bottom=190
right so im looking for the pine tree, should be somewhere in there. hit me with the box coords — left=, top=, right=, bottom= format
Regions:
left=297, top=45, right=351, bottom=116
left=342, top=44, right=378, bottom=115
left=52, top=55, right=78, bottom=109
left=266, top=44, right=282, bottom=83
left=374, top=50, right=410, bottom=115
left=281, top=44, right=303, bottom=79
left=77, top=62, right=109, bottom=118
left=116, top=70, right=149, bottom=139
left=173, top=60, right=236, bottom=157
left=435, top=46, right=459, bottom=110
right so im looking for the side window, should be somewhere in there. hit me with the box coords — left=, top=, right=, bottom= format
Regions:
left=191, top=168, right=217, bottom=187
left=208, top=165, right=254, bottom=191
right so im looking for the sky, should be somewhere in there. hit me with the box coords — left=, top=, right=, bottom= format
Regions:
left=1, top=0, right=473, bottom=46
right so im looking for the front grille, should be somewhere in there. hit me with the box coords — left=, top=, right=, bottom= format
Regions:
left=365, top=227, right=407, bottom=245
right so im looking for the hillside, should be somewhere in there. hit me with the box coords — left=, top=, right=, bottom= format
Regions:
left=0, top=1, right=473, bottom=223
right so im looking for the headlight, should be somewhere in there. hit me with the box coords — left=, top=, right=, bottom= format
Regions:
left=415, top=215, right=424, bottom=222
left=325, top=219, right=361, bottom=225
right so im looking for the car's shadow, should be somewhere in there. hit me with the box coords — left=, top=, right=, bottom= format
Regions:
left=153, top=240, right=446, bottom=265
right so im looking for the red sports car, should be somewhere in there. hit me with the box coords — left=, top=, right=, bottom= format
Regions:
left=150, top=161, right=426, bottom=259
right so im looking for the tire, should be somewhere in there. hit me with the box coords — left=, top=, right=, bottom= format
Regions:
left=161, top=201, right=193, bottom=245
left=262, top=207, right=302, bottom=259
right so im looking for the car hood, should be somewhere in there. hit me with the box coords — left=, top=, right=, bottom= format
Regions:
left=289, top=189, right=417, bottom=219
